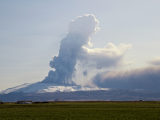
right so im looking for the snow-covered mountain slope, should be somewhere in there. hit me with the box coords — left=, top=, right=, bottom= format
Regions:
left=0, top=82, right=111, bottom=94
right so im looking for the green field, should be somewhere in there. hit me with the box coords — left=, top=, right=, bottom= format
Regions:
left=0, top=101, right=160, bottom=120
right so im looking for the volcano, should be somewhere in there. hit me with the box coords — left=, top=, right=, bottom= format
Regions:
left=1, top=82, right=160, bottom=102
left=0, top=82, right=110, bottom=94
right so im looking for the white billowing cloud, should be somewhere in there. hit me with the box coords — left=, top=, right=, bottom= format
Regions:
left=68, top=14, right=100, bottom=47
left=148, top=57, right=160, bottom=65
left=78, top=43, right=132, bottom=69
left=68, top=14, right=99, bottom=35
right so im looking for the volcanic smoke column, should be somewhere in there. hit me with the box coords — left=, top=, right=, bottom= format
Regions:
left=42, top=14, right=100, bottom=84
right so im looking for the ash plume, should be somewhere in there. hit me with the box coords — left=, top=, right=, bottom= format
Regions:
left=42, top=14, right=100, bottom=84
left=93, top=66, right=160, bottom=92
left=42, top=14, right=131, bottom=85
left=83, top=70, right=87, bottom=76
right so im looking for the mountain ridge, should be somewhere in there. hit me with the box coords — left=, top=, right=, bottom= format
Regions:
left=0, top=82, right=110, bottom=94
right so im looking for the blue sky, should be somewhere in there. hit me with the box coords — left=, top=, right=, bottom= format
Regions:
left=0, top=0, right=160, bottom=91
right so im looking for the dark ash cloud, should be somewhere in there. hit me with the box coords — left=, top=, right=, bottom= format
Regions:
left=83, top=70, right=87, bottom=76
left=93, top=66, right=160, bottom=92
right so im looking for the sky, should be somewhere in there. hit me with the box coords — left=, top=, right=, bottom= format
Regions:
left=0, top=0, right=160, bottom=91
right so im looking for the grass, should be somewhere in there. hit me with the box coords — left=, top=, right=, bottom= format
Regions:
left=0, top=101, right=160, bottom=120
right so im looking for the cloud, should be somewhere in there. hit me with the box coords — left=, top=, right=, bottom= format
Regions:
left=148, top=57, right=160, bottom=65
left=42, top=14, right=100, bottom=84
left=83, top=70, right=87, bottom=76
left=93, top=66, right=160, bottom=92
left=68, top=14, right=100, bottom=38
left=78, top=43, right=132, bottom=69
left=42, top=14, right=132, bottom=85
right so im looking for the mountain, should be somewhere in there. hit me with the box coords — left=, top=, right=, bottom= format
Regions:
left=0, top=82, right=110, bottom=94
left=1, top=82, right=160, bottom=102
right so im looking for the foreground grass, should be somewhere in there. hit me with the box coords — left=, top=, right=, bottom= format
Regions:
left=0, top=101, right=160, bottom=120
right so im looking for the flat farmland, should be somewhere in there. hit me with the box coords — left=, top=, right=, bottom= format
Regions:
left=0, top=101, right=160, bottom=120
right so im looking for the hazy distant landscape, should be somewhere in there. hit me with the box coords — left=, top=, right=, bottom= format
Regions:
left=1, top=89, right=160, bottom=102
left=1, top=82, right=160, bottom=102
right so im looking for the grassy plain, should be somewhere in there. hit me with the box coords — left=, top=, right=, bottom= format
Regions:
left=0, top=101, right=160, bottom=120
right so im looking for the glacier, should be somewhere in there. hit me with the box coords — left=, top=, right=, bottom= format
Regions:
left=0, top=82, right=111, bottom=94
